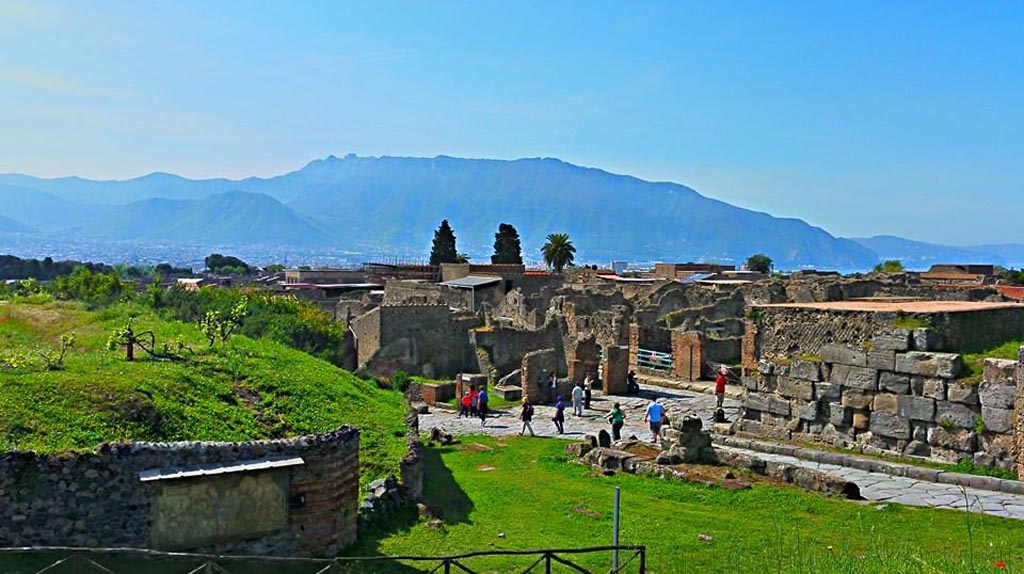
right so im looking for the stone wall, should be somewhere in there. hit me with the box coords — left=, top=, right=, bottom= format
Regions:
left=472, top=321, right=565, bottom=377
left=739, top=330, right=1020, bottom=472
left=0, top=428, right=360, bottom=556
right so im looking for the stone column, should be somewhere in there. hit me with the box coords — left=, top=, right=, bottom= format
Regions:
left=603, top=345, right=630, bottom=395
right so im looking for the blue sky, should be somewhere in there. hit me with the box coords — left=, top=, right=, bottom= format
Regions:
left=1, top=1, right=1021, bottom=244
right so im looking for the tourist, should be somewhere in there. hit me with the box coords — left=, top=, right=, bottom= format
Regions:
left=583, top=373, right=593, bottom=409
left=715, top=366, right=728, bottom=409
left=469, top=385, right=479, bottom=417
left=519, top=399, right=535, bottom=436
left=627, top=370, right=640, bottom=394
left=549, top=373, right=558, bottom=404
left=605, top=402, right=626, bottom=441
left=478, top=386, right=489, bottom=425
left=458, top=390, right=471, bottom=418
left=553, top=395, right=566, bottom=434
left=571, top=381, right=584, bottom=417
left=643, top=398, right=666, bottom=443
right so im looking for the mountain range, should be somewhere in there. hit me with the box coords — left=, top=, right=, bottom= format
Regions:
left=0, top=155, right=1020, bottom=269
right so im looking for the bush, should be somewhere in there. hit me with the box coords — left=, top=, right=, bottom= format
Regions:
left=391, top=370, right=412, bottom=393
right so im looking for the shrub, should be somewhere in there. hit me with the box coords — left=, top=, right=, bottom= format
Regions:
left=391, top=370, right=412, bottom=393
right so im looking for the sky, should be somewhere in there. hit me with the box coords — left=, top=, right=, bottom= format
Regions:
left=1, top=1, right=1022, bottom=245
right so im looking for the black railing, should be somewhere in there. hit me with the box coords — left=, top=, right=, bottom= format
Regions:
left=0, top=545, right=646, bottom=574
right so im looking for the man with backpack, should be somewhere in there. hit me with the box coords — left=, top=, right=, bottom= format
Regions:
left=519, top=399, right=535, bottom=436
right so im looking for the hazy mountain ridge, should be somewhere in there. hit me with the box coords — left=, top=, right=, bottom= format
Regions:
left=0, top=156, right=1018, bottom=268
left=849, top=235, right=1024, bottom=270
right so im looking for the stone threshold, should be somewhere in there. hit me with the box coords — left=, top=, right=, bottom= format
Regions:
left=713, top=435, right=1024, bottom=495
left=638, top=375, right=744, bottom=399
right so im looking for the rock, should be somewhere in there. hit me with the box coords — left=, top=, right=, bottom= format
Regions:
left=878, top=372, right=910, bottom=394
left=934, top=401, right=975, bottom=429
left=597, top=430, right=612, bottom=448
left=745, top=392, right=791, bottom=416
left=981, top=407, right=1014, bottom=434
left=821, top=345, right=867, bottom=367
left=828, top=403, right=850, bottom=427
left=583, top=434, right=599, bottom=448
left=869, top=412, right=910, bottom=439
left=841, top=389, right=874, bottom=410
left=796, top=400, right=819, bottom=421
left=866, top=349, right=896, bottom=371
left=982, top=359, right=1017, bottom=387
left=904, top=440, right=931, bottom=456
left=927, top=426, right=977, bottom=451
left=979, top=380, right=1016, bottom=410
left=851, top=410, right=870, bottom=430
left=895, top=352, right=963, bottom=379
left=757, top=360, right=776, bottom=376
left=831, top=365, right=878, bottom=390
left=947, top=382, right=979, bottom=405
left=897, top=396, right=936, bottom=422
left=815, top=382, right=841, bottom=402
left=872, top=393, right=898, bottom=415
left=584, top=448, right=637, bottom=472
left=874, top=329, right=912, bottom=352
left=777, top=378, right=814, bottom=400
left=790, top=360, right=821, bottom=382
left=921, top=379, right=947, bottom=401
left=912, top=328, right=939, bottom=351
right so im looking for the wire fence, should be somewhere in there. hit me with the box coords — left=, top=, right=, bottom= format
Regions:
left=0, top=545, right=646, bottom=574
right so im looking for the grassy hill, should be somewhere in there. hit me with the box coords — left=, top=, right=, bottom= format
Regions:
left=0, top=299, right=407, bottom=486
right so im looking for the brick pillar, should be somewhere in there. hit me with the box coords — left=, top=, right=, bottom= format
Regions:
left=672, top=331, right=703, bottom=382
left=741, top=316, right=759, bottom=376
left=603, top=345, right=630, bottom=395
left=628, top=324, right=641, bottom=371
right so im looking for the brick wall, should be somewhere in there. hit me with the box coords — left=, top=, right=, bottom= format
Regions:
left=0, top=428, right=360, bottom=556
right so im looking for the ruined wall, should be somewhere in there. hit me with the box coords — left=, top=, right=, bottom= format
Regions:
left=738, top=330, right=1019, bottom=472
left=350, top=306, right=381, bottom=368
left=0, top=428, right=360, bottom=556
left=473, top=321, right=565, bottom=378
left=353, top=304, right=481, bottom=378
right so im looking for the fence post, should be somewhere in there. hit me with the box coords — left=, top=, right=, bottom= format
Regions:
left=444, top=557, right=451, bottom=574
left=545, top=552, right=552, bottom=574
left=640, top=547, right=646, bottom=574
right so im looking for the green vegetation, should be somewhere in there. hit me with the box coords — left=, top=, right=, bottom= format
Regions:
left=874, top=259, right=906, bottom=273
left=960, top=339, right=1024, bottom=383
left=796, top=439, right=1019, bottom=481
left=204, top=253, right=250, bottom=274
left=540, top=232, right=576, bottom=273
left=429, top=219, right=459, bottom=266
left=0, top=300, right=406, bottom=486
left=350, top=437, right=1023, bottom=573
left=745, top=253, right=773, bottom=274
left=491, top=222, right=523, bottom=264
left=889, top=317, right=930, bottom=330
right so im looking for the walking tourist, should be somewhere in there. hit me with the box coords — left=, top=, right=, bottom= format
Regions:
left=478, top=386, right=489, bottom=425
left=643, top=398, right=666, bottom=443
left=469, top=385, right=479, bottom=417
left=549, top=373, right=558, bottom=403
left=519, top=399, right=535, bottom=436
left=553, top=395, right=566, bottom=434
left=458, top=390, right=471, bottom=418
left=605, top=402, right=626, bottom=441
left=571, top=381, right=584, bottom=416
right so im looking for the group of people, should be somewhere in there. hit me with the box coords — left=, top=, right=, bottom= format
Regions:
left=457, top=384, right=490, bottom=425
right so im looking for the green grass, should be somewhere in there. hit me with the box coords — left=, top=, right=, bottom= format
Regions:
left=349, top=436, right=1024, bottom=573
left=445, top=393, right=520, bottom=410
left=888, top=317, right=930, bottom=330
left=0, top=300, right=407, bottom=487
left=960, top=339, right=1024, bottom=383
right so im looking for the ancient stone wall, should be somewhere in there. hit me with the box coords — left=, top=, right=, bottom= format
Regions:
left=353, top=304, right=481, bottom=379
left=472, top=321, right=565, bottom=377
left=0, top=428, right=360, bottom=556
left=738, top=330, right=1019, bottom=472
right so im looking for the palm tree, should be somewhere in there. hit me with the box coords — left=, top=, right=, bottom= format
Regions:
left=541, top=233, right=576, bottom=273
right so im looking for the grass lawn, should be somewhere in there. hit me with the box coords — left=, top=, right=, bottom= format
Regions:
left=0, top=299, right=408, bottom=487
left=350, top=436, right=1024, bottom=574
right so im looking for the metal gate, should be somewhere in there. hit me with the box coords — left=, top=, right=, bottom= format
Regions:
left=636, top=348, right=672, bottom=373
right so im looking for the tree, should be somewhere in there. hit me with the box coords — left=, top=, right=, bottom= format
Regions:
left=541, top=233, right=576, bottom=273
left=106, top=318, right=190, bottom=362
left=429, top=220, right=459, bottom=265
left=745, top=253, right=773, bottom=274
left=491, top=223, right=523, bottom=264
left=873, top=259, right=905, bottom=273
left=204, top=253, right=250, bottom=275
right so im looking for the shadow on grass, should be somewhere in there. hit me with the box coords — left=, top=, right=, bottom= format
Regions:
left=422, top=445, right=475, bottom=524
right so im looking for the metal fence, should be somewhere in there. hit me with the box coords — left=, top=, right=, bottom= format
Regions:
left=636, top=348, right=672, bottom=373
left=0, top=545, right=646, bottom=574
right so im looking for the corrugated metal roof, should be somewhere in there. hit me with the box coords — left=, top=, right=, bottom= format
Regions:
left=138, top=456, right=305, bottom=482
left=678, top=273, right=715, bottom=284
left=439, top=275, right=502, bottom=289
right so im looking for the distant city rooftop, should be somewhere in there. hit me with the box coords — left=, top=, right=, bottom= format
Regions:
left=753, top=299, right=1024, bottom=313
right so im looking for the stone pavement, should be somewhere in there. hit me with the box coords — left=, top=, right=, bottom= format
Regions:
left=419, top=383, right=1024, bottom=520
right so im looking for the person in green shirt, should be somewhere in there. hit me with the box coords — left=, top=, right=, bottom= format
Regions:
left=604, top=402, right=626, bottom=441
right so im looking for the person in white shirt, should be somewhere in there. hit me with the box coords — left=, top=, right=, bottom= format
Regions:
left=571, top=382, right=584, bottom=417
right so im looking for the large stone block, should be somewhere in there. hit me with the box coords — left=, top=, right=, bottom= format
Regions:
left=869, top=412, right=911, bottom=439
left=981, top=407, right=1014, bottom=434
left=983, top=358, right=1017, bottom=386
left=815, top=382, right=841, bottom=402
left=745, top=392, right=791, bottom=416
left=841, top=388, right=874, bottom=409
left=927, top=426, right=977, bottom=452
left=828, top=403, right=850, bottom=427
left=878, top=371, right=910, bottom=394
left=867, top=349, right=896, bottom=371
left=777, top=378, right=814, bottom=400
left=851, top=410, right=870, bottom=430
left=820, top=345, right=867, bottom=367
left=978, top=380, right=1016, bottom=410
left=921, top=378, right=947, bottom=401
left=912, top=328, right=939, bottom=351
left=789, top=360, right=821, bottom=382
left=831, top=365, right=878, bottom=390
left=934, top=401, right=976, bottom=429
left=874, top=329, right=912, bottom=352
left=947, top=382, right=979, bottom=405
left=895, top=352, right=963, bottom=379
left=872, top=393, right=899, bottom=415
left=795, top=400, right=819, bottom=421
left=897, top=395, right=935, bottom=422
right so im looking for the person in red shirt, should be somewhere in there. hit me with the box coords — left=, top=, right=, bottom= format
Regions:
left=459, top=391, right=472, bottom=418
left=715, top=367, right=728, bottom=409
left=469, top=386, right=480, bottom=417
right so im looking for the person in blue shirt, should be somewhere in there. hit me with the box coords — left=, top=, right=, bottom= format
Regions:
left=478, top=387, right=490, bottom=425
left=643, top=399, right=666, bottom=443
left=552, top=395, right=565, bottom=434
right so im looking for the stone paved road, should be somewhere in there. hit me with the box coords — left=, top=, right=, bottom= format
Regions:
left=420, top=384, right=1024, bottom=520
